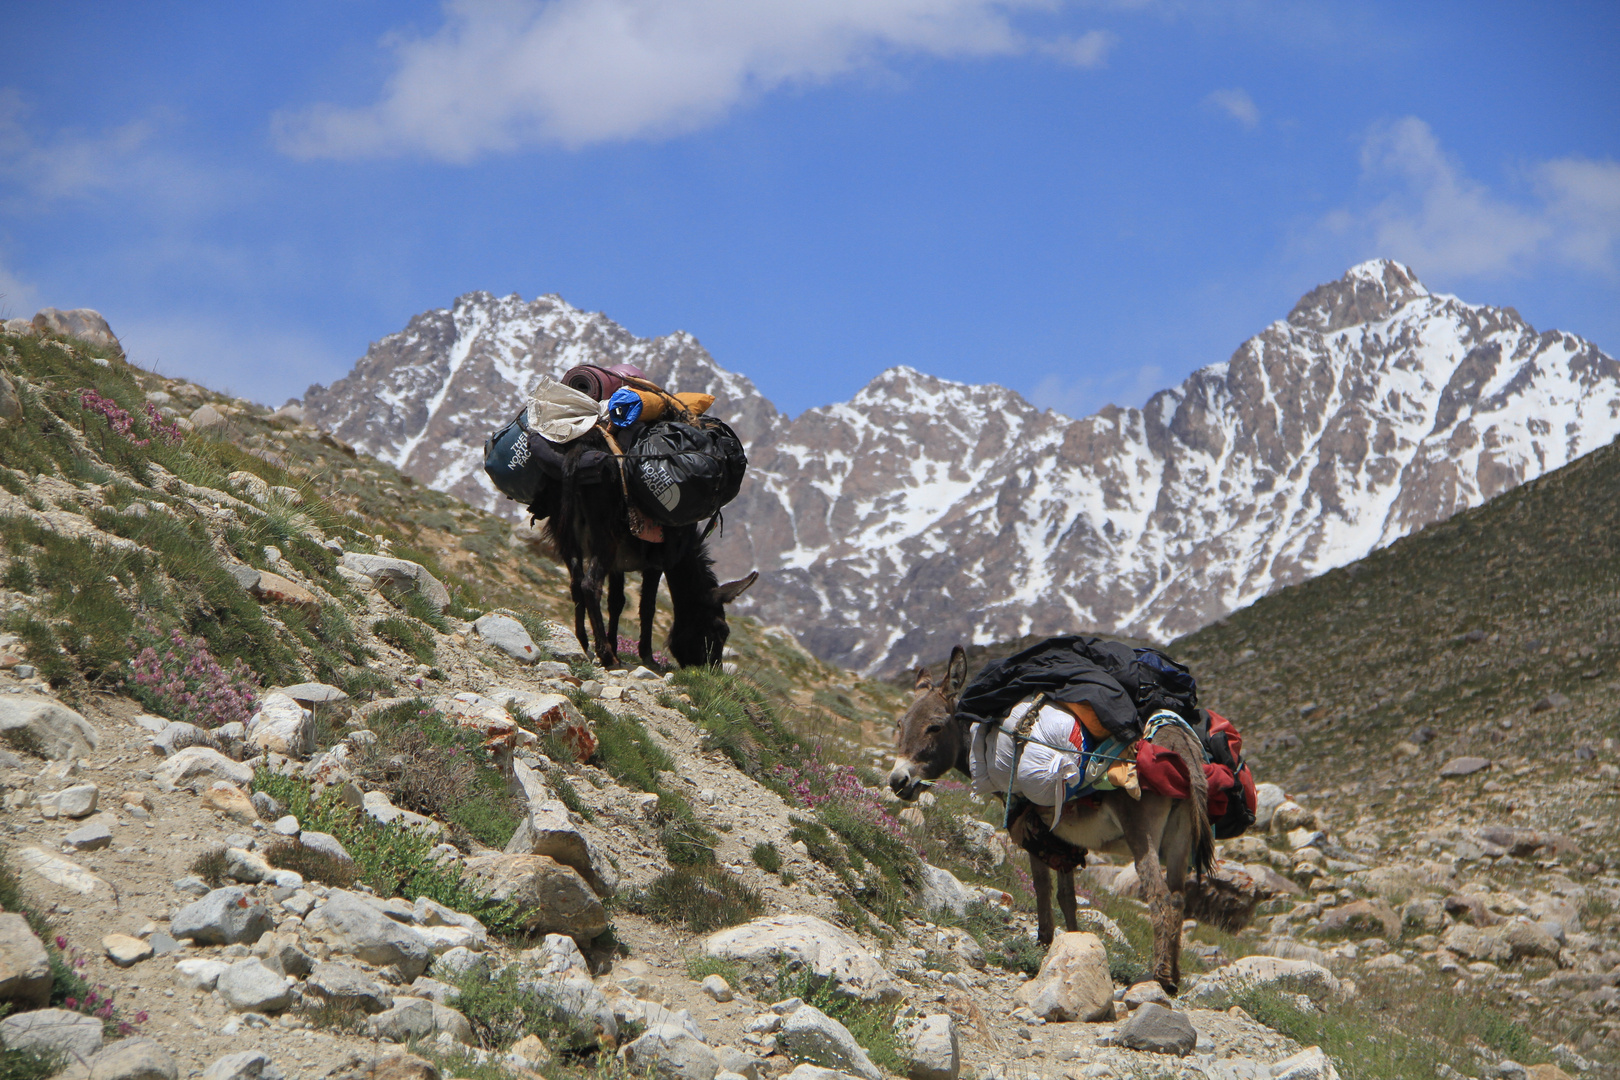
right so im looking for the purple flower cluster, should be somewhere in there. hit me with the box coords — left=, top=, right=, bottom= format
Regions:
left=77, top=388, right=184, bottom=447
left=616, top=635, right=671, bottom=668
left=771, top=745, right=913, bottom=845
left=127, top=621, right=259, bottom=729
left=54, top=937, right=147, bottom=1035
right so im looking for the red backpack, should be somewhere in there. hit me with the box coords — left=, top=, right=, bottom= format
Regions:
left=1200, top=709, right=1258, bottom=838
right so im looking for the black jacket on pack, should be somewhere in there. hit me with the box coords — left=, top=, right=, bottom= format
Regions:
left=952, top=634, right=1200, bottom=744
left=952, top=635, right=1142, bottom=742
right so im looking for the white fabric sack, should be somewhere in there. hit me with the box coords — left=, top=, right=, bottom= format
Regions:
left=526, top=376, right=607, bottom=443
left=969, top=701, right=1083, bottom=808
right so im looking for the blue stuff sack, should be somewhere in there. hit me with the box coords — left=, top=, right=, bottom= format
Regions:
left=607, top=387, right=643, bottom=428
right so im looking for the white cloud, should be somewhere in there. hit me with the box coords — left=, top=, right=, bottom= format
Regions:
left=274, top=0, right=1113, bottom=160
left=0, top=91, right=227, bottom=217
left=1028, top=362, right=1163, bottom=419
left=117, top=314, right=349, bottom=407
left=1039, top=29, right=1116, bottom=67
left=0, top=253, right=40, bottom=320
left=1203, top=87, right=1258, bottom=128
left=1323, top=116, right=1620, bottom=278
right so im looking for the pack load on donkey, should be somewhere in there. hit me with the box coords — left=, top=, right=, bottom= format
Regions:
left=953, top=635, right=1258, bottom=840
left=483, top=363, right=748, bottom=537
left=481, top=363, right=755, bottom=670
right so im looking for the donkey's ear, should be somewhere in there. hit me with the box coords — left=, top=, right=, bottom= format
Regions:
left=945, top=645, right=968, bottom=698
left=712, top=570, right=758, bottom=605
left=913, top=666, right=934, bottom=691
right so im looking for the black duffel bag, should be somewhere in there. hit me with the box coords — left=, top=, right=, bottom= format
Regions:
left=624, top=416, right=747, bottom=527
left=484, top=411, right=546, bottom=506
left=483, top=410, right=620, bottom=515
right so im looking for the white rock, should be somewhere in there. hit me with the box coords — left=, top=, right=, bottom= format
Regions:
left=704, top=915, right=902, bottom=1004
left=338, top=553, right=451, bottom=612
left=14, top=846, right=105, bottom=894
left=1270, top=1046, right=1341, bottom=1079
left=201, top=1049, right=278, bottom=1080
left=1012, top=932, right=1113, bottom=1022
left=0, top=695, right=99, bottom=760
left=918, top=863, right=973, bottom=917
left=1185, top=955, right=1343, bottom=1008
left=699, top=974, right=734, bottom=1002
left=171, top=887, right=273, bottom=945
left=246, top=693, right=315, bottom=759
left=363, top=789, right=442, bottom=834
left=0, top=1007, right=104, bottom=1059
left=52, top=782, right=100, bottom=819
left=474, top=613, right=542, bottom=663
left=174, top=958, right=231, bottom=991
left=156, top=746, right=254, bottom=789
left=217, top=957, right=293, bottom=1013
left=1252, top=782, right=1287, bottom=832
left=304, top=890, right=432, bottom=979
left=777, top=1005, right=883, bottom=1080
left=900, top=1014, right=960, bottom=1080
left=621, top=1022, right=720, bottom=1080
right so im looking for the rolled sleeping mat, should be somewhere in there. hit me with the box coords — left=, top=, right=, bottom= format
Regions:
left=561, top=365, right=624, bottom=401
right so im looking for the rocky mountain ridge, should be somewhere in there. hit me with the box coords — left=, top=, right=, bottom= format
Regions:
left=301, top=262, right=1620, bottom=677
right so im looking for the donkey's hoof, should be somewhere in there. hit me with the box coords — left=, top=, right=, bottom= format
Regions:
left=1157, top=977, right=1180, bottom=997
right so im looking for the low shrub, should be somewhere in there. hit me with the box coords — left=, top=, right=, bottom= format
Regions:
left=684, top=955, right=743, bottom=986
left=373, top=616, right=436, bottom=665
left=188, top=845, right=231, bottom=888
left=253, top=768, right=527, bottom=938
left=629, top=866, right=763, bottom=934
left=750, top=841, right=782, bottom=873
left=356, top=701, right=523, bottom=850
left=262, top=838, right=357, bottom=888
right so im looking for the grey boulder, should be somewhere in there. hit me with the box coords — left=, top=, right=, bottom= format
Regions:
left=777, top=1005, right=883, bottom=1080
left=86, top=1036, right=179, bottom=1080
left=0, top=1007, right=105, bottom=1059
left=217, top=958, right=294, bottom=1013
left=0, top=912, right=53, bottom=1007
left=171, top=887, right=273, bottom=946
left=337, top=554, right=451, bottom=613
left=900, top=1014, right=959, bottom=1080
left=474, top=613, right=542, bottom=663
left=621, top=1022, right=720, bottom=1080
left=201, top=1050, right=282, bottom=1080
left=304, top=961, right=395, bottom=1014
left=0, top=695, right=99, bottom=760
left=703, top=915, right=901, bottom=1004
left=1115, top=1002, right=1196, bottom=1056
left=304, top=891, right=431, bottom=979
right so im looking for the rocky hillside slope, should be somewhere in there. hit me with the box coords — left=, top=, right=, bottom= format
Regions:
left=300, top=263, right=1620, bottom=678
left=0, top=320, right=1609, bottom=1080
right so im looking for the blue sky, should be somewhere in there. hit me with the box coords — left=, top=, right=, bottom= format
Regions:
left=2, top=1, right=1616, bottom=417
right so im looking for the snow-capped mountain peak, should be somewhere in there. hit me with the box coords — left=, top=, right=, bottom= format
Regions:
left=302, top=265, right=1620, bottom=675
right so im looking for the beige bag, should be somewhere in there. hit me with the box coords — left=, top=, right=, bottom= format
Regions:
left=526, top=376, right=606, bottom=443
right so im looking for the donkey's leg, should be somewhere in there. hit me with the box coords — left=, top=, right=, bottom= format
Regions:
left=638, top=567, right=663, bottom=669
left=1159, top=801, right=1195, bottom=990
left=1122, top=795, right=1178, bottom=994
left=606, top=572, right=625, bottom=665
left=1056, top=869, right=1079, bottom=934
left=566, top=558, right=592, bottom=658
left=579, top=561, right=616, bottom=669
left=1029, top=855, right=1055, bottom=947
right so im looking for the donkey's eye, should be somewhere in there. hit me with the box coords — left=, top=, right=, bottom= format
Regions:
left=924, top=723, right=943, bottom=735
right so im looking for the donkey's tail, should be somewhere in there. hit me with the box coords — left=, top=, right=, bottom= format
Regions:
left=1156, top=723, right=1215, bottom=880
